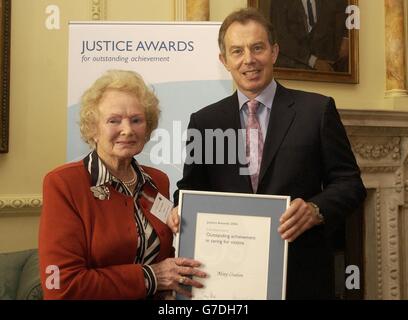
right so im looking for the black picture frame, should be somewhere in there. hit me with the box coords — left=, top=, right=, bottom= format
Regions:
left=0, top=0, right=11, bottom=153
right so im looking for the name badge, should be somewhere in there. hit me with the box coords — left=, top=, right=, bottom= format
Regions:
left=150, top=193, right=173, bottom=224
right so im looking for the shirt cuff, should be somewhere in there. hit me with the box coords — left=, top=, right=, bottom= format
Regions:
left=308, top=54, right=318, bottom=68
left=142, top=265, right=158, bottom=297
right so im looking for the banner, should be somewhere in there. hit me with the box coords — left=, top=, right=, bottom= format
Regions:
left=67, top=22, right=232, bottom=196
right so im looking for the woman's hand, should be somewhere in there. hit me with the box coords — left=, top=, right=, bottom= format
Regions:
left=150, top=257, right=207, bottom=298
left=166, top=206, right=180, bottom=233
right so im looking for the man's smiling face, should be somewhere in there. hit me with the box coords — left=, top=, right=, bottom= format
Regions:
left=219, top=20, right=279, bottom=99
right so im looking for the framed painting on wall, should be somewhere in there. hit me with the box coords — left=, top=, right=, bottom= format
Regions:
left=0, top=0, right=11, bottom=153
left=248, top=0, right=359, bottom=83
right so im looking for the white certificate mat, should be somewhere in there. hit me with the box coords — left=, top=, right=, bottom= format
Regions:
left=192, top=213, right=271, bottom=300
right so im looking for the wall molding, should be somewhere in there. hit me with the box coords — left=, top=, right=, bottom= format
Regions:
left=339, top=108, right=408, bottom=299
left=387, top=198, right=401, bottom=299
left=0, top=195, right=42, bottom=215
left=89, top=0, right=107, bottom=20
left=351, top=137, right=401, bottom=161
left=375, top=188, right=383, bottom=299
left=175, top=0, right=186, bottom=21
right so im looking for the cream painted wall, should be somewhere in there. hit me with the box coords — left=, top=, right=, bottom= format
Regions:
left=0, top=0, right=174, bottom=253
left=210, top=0, right=247, bottom=22
left=0, top=214, right=40, bottom=253
left=0, top=0, right=86, bottom=253
left=0, top=0, right=407, bottom=252
left=107, top=0, right=174, bottom=21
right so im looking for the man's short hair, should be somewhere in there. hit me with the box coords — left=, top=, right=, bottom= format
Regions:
left=218, top=7, right=277, bottom=57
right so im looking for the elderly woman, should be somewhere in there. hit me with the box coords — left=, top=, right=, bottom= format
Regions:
left=39, top=70, right=206, bottom=299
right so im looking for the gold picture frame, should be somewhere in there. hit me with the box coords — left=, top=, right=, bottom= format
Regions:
left=0, top=0, right=11, bottom=153
left=248, top=0, right=359, bottom=84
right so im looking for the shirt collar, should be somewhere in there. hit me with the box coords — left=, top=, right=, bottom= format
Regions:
left=237, top=79, right=277, bottom=110
left=83, top=150, right=154, bottom=189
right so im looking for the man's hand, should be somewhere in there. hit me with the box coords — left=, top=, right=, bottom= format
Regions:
left=278, top=198, right=322, bottom=242
left=166, top=206, right=180, bottom=233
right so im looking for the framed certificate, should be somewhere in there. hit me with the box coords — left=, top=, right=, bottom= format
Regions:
left=175, top=190, right=290, bottom=300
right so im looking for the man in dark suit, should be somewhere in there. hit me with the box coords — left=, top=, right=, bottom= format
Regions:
left=270, top=0, right=349, bottom=72
left=171, top=8, right=366, bottom=299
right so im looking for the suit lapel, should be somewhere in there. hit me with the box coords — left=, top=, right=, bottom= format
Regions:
left=292, top=0, right=309, bottom=35
left=259, top=83, right=296, bottom=184
left=229, top=92, right=242, bottom=132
